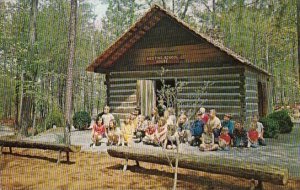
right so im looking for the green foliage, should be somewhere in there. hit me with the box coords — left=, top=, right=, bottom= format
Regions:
left=36, top=122, right=45, bottom=134
left=44, top=108, right=65, bottom=130
left=259, top=117, right=280, bottom=138
left=72, top=111, right=91, bottom=130
left=268, top=110, right=294, bottom=133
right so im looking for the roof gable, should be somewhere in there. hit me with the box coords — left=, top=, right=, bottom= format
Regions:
left=87, top=5, right=270, bottom=76
left=132, top=16, right=203, bottom=49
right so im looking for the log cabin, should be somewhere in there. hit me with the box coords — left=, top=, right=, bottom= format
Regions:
left=86, top=5, right=272, bottom=125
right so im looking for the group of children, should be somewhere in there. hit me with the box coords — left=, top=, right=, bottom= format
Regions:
left=90, top=105, right=267, bottom=151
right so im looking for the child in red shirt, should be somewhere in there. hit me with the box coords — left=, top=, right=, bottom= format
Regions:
left=219, top=127, right=231, bottom=151
left=142, top=122, right=157, bottom=144
left=247, top=124, right=259, bottom=148
left=91, top=117, right=106, bottom=148
left=199, top=107, right=209, bottom=124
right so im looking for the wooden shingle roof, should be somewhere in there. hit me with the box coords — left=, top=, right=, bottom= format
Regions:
left=86, top=4, right=270, bottom=76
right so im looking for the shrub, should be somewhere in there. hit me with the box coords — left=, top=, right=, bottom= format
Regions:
left=268, top=110, right=293, bottom=133
left=73, top=111, right=91, bottom=130
left=259, top=117, right=280, bottom=138
left=45, top=108, right=65, bottom=130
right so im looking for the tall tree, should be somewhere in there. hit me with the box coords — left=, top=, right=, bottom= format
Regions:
left=180, top=0, right=192, bottom=19
left=21, top=0, right=38, bottom=136
left=64, top=0, right=78, bottom=144
left=297, top=0, right=300, bottom=85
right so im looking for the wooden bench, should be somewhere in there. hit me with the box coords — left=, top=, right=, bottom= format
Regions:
left=107, top=146, right=288, bottom=190
left=0, top=137, right=81, bottom=164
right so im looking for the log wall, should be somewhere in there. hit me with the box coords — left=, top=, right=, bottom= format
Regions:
left=107, top=64, right=245, bottom=121
left=100, top=15, right=271, bottom=122
left=244, top=68, right=271, bottom=126
left=244, top=70, right=259, bottom=126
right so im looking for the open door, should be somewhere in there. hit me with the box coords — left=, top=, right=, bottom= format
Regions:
left=258, top=81, right=268, bottom=117
left=137, top=80, right=156, bottom=117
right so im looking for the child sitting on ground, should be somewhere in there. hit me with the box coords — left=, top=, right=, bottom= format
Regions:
left=176, top=114, right=191, bottom=143
left=91, top=117, right=106, bottom=148
left=130, top=111, right=139, bottom=130
left=165, top=109, right=178, bottom=150
left=189, top=111, right=205, bottom=146
left=135, top=115, right=148, bottom=142
left=121, top=114, right=135, bottom=147
left=107, top=119, right=122, bottom=146
left=206, top=109, right=222, bottom=143
left=248, top=123, right=259, bottom=148
left=232, top=121, right=248, bottom=148
left=154, top=117, right=168, bottom=148
left=219, top=127, right=231, bottom=151
left=221, top=114, right=234, bottom=138
left=142, top=122, right=157, bottom=145
left=251, top=115, right=266, bottom=146
left=199, top=125, right=219, bottom=151
left=151, top=107, right=159, bottom=124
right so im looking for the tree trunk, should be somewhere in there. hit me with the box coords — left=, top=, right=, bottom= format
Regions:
left=3, top=46, right=8, bottom=119
left=172, top=0, right=175, bottom=13
left=83, top=74, right=88, bottom=111
left=212, top=0, right=216, bottom=29
left=64, top=0, right=78, bottom=144
left=18, top=71, right=24, bottom=129
left=297, top=0, right=300, bottom=85
left=90, top=35, right=96, bottom=115
left=161, top=0, right=166, bottom=9
left=253, top=31, right=257, bottom=65
left=15, top=71, right=20, bottom=128
left=265, top=34, right=269, bottom=71
left=180, top=0, right=192, bottom=20
left=58, top=78, right=65, bottom=110
left=21, top=0, right=38, bottom=136
left=9, top=58, right=13, bottom=119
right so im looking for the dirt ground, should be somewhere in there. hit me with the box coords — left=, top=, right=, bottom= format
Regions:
left=1, top=148, right=299, bottom=190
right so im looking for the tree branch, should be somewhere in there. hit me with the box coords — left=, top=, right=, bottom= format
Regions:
left=201, top=1, right=212, bottom=13
left=161, top=0, right=166, bottom=9
left=180, top=0, right=192, bottom=19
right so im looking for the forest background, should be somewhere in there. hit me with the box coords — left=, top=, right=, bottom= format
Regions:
left=0, top=0, right=299, bottom=134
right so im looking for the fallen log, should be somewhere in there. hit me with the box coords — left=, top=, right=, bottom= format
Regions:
left=0, top=139, right=81, bottom=152
left=0, top=138, right=81, bottom=164
left=107, top=146, right=288, bottom=186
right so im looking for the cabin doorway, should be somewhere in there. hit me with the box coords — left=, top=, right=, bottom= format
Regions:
left=137, top=80, right=156, bottom=117
left=137, top=79, right=176, bottom=117
left=258, top=81, right=268, bottom=117
left=155, top=79, right=176, bottom=116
